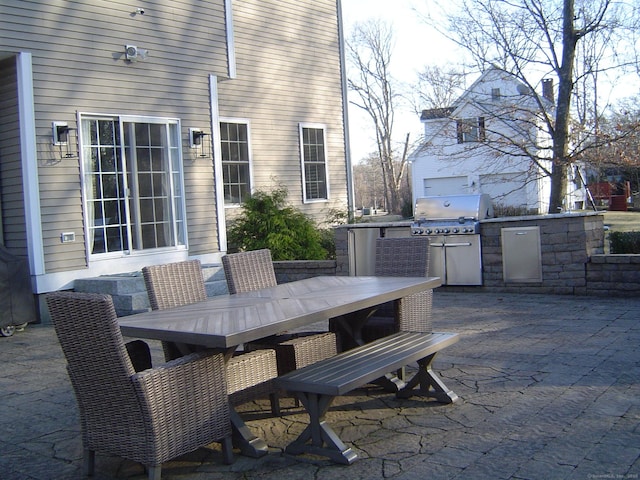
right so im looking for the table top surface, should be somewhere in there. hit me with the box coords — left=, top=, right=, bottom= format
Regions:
left=119, top=275, right=441, bottom=348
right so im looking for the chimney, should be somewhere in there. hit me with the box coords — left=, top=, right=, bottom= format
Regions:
left=542, top=78, right=554, bottom=102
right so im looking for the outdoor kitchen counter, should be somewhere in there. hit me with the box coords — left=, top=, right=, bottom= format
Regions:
left=336, top=220, right=412, bottom=229
left=480, top=210, right=602, bottom=224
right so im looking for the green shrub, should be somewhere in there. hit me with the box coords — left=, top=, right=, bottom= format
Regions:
left=609, top=231, right=640, bottom=254
left=226, top=187, right=329, bottom=260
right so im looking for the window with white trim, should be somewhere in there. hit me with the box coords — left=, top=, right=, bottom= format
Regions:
left=299, top=124, right=328, bottom=202
left=81, top=115, right=186, bottom=256
left=220, top=121, right=251, bottom=205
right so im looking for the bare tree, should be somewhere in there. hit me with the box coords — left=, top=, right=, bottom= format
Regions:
left=346, top=20, right=410, bottom=215
left=589, top=96, right=640, bottom=181
left=409, top=65, right=468, bottom=112
left=420, top=0, right=639, bottom=213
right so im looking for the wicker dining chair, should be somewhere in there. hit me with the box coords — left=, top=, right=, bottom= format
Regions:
left=360, top=236, right=433, bottom=342
left=46, top=291, right=233, bottom=480
left=141, top=260, right=280, bottom=413
left=222, top=249, right=338, bottom=375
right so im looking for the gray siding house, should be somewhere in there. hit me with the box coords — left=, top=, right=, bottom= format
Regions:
left=0, top=0, right=351, bottom=316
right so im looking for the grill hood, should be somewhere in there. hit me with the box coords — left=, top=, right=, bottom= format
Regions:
left=414, top=194, right=494, bottom=222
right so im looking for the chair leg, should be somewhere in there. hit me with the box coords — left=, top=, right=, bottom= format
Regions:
left=147, top=465, right=161, bottom=480
left=83, top=449, right=95, bottom=476
left=270, top=392, right=281, bottom=416
left=221, top=436, right=234, bottom=464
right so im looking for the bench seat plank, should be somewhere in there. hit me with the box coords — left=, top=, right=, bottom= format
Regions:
left=277, top=331, right=459, bottom=396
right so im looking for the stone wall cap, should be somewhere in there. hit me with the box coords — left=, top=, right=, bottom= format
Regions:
left=481, top=211, right=603, bottom=224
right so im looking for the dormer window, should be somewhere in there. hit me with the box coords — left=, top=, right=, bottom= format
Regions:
left=456, top=117, right=486, bottom=143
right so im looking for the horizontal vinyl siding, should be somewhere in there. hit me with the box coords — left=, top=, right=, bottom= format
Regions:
left=1, top=0, right=229, bottom=272
left=223, top=0, right=348, bottom=220
left=183, top=162, right=217, bottom=254
left=0, top=57, right=27, bottom=256
left=38, top=159, right=86, bottom=272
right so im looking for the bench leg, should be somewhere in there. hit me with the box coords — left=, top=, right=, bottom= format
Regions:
left=372, top=372, right=406, bottom=392
left=285, top=392, right=358, bottom=465
left=396, top=353, right=459, bottom=403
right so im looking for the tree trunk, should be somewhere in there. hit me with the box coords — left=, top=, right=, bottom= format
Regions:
left=548, top=0, right=577, bottom=213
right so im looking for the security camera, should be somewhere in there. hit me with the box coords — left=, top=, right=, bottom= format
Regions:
left=137, top=8, right=145, bottom=15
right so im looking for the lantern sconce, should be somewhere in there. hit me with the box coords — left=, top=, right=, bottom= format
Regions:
left=189, top=128, right=211, bottom=158
left=52, top=122, right=78, bottom=159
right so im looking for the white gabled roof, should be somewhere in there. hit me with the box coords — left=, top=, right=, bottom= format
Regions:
left=411, top=66, right=555, bottom=157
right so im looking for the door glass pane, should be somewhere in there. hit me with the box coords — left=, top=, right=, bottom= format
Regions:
left=83, top=117, right=185, bottom=256
left=84, top=118, right=128, bottom=255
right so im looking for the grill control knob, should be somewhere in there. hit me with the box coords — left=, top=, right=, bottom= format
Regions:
left=425, top=228, right=432, bottom=234
left=452, top=227, right=459, bottom=233
left=443, top=228, right=450, bottom=234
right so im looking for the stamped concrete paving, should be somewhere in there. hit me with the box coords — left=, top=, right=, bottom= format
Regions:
left=1, top=291, right=639, bottom=480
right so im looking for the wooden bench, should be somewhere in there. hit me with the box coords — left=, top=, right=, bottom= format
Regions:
left=276, top=331, right=459, bottom=464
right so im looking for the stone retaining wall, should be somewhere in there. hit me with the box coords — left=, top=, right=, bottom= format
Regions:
left=586, top=255, right=640, bottom=296
left=273, top=260, right=337, bottom=283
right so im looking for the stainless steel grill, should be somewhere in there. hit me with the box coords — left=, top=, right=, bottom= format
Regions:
left=411, top=194, right=494, bottom=235
left=411, top=194, right=494, bottom=286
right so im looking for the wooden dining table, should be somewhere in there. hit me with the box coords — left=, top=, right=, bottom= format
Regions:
left=119, top=275, right=442, bottom=457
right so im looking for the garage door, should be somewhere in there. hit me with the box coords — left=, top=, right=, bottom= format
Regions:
left=422, top=176, right=469, bottom=196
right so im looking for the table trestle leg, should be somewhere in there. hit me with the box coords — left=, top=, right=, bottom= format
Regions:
left=230, top=409, right=269, bottom=458
left=396, top=353, right=459, bottom=403
left=285, top=392, right=358, bottom=465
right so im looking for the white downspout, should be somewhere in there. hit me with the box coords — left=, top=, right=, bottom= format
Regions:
left=16, top=52, right=45, bottom=284
left=336, top=0, right=355, bottom=221
left=210, top=75, right=227, bottom=252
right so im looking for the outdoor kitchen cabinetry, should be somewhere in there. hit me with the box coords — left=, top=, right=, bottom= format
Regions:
left=501, top=226, right=542, bottom=283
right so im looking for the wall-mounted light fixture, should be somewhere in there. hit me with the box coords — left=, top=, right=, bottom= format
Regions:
left=189, top=128, right=211, bottom=158
left=52, top=122, right=78, bottom=159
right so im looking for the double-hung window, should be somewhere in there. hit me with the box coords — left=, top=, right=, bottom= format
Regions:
left=456, top=117, right=486, bottom=143
left=299, top=123, right=328, bottom=202
left=220, top=121, right=251, bottom=205
left=81, top=115, right=186, bottom=256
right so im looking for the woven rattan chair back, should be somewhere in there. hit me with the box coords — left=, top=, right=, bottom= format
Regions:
left=142, top=260, right=207, bottom=310
left=48, top=292, right=140, bottom=412
left=372, top=236, right=433, bottom=334
left=222, top=249, right=277, bottom=294
left=142, top=260, right=208, bottom=361
left=374, top=236, right=430, bottom=277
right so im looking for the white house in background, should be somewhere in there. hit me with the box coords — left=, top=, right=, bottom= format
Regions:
left=409, top=67, right=586, bottom=214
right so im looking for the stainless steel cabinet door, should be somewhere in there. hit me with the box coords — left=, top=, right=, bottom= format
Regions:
left=443, top=235, right=483, bottom=285
left=427, top=235, right=482, bottom=286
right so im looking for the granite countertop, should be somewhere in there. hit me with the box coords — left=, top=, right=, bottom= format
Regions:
left=335, top=211, right=603, bottom=229
left=480, top=211, right=603, bottom=224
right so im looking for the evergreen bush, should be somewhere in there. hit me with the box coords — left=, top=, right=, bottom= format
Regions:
left=609, top=231, right=640, bottom=254
left=226, top=187, right=329, bottom=260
